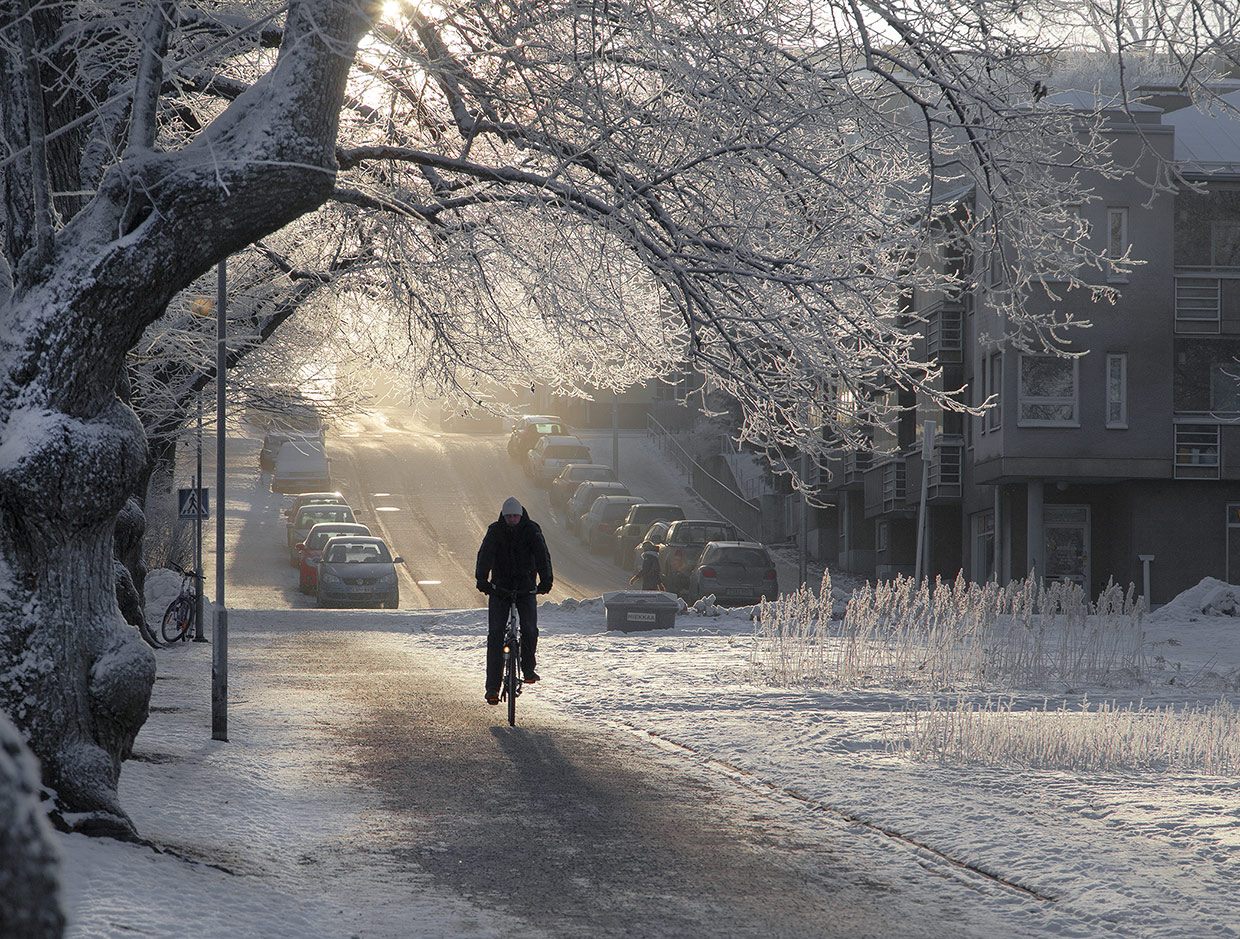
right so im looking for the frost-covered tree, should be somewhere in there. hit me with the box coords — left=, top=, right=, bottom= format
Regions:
left=3, top=0, right=1239, bottom=836
left=0, top=0, right=381, bottom=837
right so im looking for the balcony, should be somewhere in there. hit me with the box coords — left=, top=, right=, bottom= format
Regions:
left=1174, top=422, right=1220, bottom=479
left=925, top=301, right=965, bottom=364
left=927, top=438, right=964, bottom=500
left=1175, top=276, right=1221, bottom=333
left=881, top=457, right=907, bottom=512
left=841, top=449, right=872, bottom=487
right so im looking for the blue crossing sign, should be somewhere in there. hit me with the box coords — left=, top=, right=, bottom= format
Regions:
left=178, top=487, right=210, bottom=520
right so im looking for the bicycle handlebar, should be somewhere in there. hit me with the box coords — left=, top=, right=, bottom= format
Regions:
left=169, top=561, right=202, bottom=579
left=489, top=585, right=538, bottom=599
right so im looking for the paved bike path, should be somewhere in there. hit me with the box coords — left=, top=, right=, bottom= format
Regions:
left=243, top=620, right=1042, bottom=939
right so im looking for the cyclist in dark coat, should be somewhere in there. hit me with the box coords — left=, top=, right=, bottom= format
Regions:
left=475, top=497, right=553, bottom=704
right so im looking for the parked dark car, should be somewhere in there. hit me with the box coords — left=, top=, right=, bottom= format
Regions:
left=506, top=415, right=566, bottom=459
left=549, top=463, right=617, bottom=508
left=579, top=496, right=646, bottom=552
left=613, top=503, right=686, bottom=566
left=686, top=541, right=779, bottom=605
left=565, top=481, right=631, bottom=535
left=314, top=536, right=403, bottom=609
left=658, top=519, right=741, bottom=596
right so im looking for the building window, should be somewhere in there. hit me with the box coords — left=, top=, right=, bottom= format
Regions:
left=985, top=353, right=1003, bottom=432
left=1106, top=353, right=1128, bottom=428
left=1018, top=354, right=1078, bottom=425
left=1107, top=207, right=1129, bottom=282
left=1211, top=364, right=1240, bottom=412
left=876, top=520, right=889, bottom=552
left=1211, top=220, right=1240, bottom=269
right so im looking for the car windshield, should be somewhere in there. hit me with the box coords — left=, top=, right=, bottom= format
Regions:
left=324, top=541, right=390, bottom=564
left=308, top=527, right=360, bottom=549
left=707, top=547, right=771, bottom=566
left=298, top=507, right=353, bottom=527
left=532, top=422, right=563, bottom=434
left=677, top=524, right=733, bottom=543
left=602, top=501, right=641, bottom=520
left=546, top=445, right=590, bottom=459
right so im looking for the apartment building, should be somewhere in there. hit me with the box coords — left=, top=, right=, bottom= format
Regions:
left=819, top=89, right=1240, bottom=604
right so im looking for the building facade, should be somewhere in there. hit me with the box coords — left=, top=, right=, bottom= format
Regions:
left=818, top=90, right=1240, bottom=604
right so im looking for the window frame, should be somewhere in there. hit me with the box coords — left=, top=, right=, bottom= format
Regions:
left=1106, top=353, right=1128, bottom=429
left=985, top=352, right=1003, bottom=432
left=1106, top=207, right=1129, bottom=283
left=1017, top=354, right=1080, bottom=427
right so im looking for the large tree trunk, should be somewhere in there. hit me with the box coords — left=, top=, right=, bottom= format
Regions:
left=0, top=0, right=379, bottom=837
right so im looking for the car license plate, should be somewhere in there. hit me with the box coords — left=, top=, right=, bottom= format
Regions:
left=725, top=587, right=749, bottom=596
left=628, top=612, right=656, bottom=622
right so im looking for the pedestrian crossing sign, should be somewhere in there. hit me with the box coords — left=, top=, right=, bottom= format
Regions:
left=178, top=488, right=210, bottom=520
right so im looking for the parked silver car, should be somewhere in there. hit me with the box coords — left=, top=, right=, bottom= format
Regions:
left=579, top=496, right=646, bottom=552
left=686, top=541, right=779, bottom=605
left=549, top=463, right=617, bottom=508
left=566, top=481, right=631, bottom=534
left=286, top=502, right=357, bottom=565
left=314, top=536, right=403, bottom=609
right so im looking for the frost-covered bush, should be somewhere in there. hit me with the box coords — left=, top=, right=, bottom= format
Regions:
left=892, top=695, right=1240, bottom=774
left=748, top=572, right=1145, bottom=691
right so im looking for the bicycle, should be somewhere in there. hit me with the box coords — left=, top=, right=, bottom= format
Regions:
left=495, top=587, right=536, bottom=726
left=161, top=562, right=202, bottom=644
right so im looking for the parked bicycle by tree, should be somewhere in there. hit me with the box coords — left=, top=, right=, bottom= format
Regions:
left=160, top=562, right=202, bottom=645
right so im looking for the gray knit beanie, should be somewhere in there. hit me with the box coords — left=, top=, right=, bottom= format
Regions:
left=501, top=497, right=523, bottom=516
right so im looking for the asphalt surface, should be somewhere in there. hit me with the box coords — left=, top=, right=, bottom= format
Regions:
left=251, top=621, right=959, bottom=939
left=205, top=412, right=1038, bottom=937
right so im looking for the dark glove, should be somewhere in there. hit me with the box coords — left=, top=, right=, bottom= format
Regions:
left=537, top=581, right=552, bottom=595
left=476, top=579, right=492, bottom=595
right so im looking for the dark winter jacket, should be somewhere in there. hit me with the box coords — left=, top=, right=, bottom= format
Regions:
left=635, top=548, right=662, bottom=591
left=475, top=508, right=553, bottom=592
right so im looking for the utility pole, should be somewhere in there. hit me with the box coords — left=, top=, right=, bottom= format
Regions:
left=914, top=420, right=936, bottom=584
left=213, top=259, right=229, bottom=742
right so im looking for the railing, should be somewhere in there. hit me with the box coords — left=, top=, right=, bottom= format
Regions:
left=647, top=413, right=762, bottom=540
left=927, top=439, right=964, bottom=499
left=881, top=457, right=907, bottom=513
left=926, top=301, right=965, bottom=363
left=842, top=449, right=872, bottom=486
left=1174, top=422, right=1220, bottom=479
left=1175, top=274, right=1223, bottom=333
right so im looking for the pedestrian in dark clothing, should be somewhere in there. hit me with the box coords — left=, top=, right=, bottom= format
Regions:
left=629, top=541, right=664, bottom=591
left=475, top=497, right=553, bottom=704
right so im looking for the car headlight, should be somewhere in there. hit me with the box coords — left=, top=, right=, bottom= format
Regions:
left=320, top=572, right=342, bottom=585
left=378, top=573, right=397, bottom=585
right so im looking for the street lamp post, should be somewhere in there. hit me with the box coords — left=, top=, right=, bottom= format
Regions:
left=212, top=259, right=228, bottom=742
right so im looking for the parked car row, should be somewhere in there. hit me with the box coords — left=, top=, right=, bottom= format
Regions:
left=505, top=411, right=781, bottom=606
left=278, top=491, right=403, bottom=609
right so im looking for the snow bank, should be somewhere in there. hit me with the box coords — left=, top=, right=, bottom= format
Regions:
left=1148, top=576, right=1240, bottom=622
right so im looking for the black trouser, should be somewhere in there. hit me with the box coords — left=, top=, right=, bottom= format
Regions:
left=486, top=592, right=538, bottom=691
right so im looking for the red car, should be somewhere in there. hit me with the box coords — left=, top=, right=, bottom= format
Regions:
left=298, top=522, right=371, bottom=592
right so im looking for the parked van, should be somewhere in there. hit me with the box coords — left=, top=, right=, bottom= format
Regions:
left=272, top=440, right=330, bottom=494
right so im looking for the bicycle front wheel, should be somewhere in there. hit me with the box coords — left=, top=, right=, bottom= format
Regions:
left=504, top=631, right=519, bottom=727
left=161, top=597, right=192, bottom=643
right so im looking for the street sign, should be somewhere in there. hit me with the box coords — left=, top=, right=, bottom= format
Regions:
left=178, top=487, right=210, bottom=520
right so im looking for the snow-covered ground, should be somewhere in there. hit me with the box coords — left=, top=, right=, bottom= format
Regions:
left=54, top=568, right=1240, bottom=938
